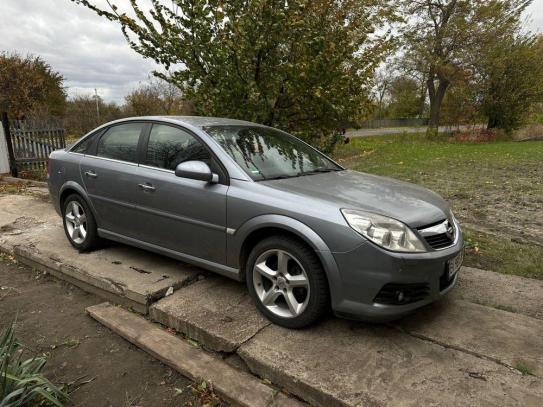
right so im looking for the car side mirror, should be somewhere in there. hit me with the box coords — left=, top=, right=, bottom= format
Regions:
left=175, top=161, right=219, bottom=184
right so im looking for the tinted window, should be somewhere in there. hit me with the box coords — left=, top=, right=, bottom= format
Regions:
left=72, top=135, right=95, bottom=154
left=145, top=124, right=211, bottom=171
left=205, top=126, right=341, bottom=180
left=97, top=123, right=143, bottom=162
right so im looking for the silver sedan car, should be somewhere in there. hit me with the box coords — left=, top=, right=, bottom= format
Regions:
left=48, top=116, right=464, bottom=328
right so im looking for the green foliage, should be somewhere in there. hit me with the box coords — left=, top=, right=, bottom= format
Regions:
left=479, top=35, right=543, bottom=131
left=0, top=322, right=67, bottom=406
left=72, top=0, right=395, bottom=150
left=386, top=75, right=422, bottom=118
left=63, top=95, right=124, bottom=137
left=124, top=76, right=193, bottom=116
left=400, top=0, right=532, bottom=129
left=0, top=52, right=66, bottom=117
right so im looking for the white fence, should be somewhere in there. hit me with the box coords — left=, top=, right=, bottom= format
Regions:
left=0, top=124, right=10, bottom=174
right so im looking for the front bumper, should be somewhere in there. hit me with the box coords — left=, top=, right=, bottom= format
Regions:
left=330, top=228, right=464, bottom=322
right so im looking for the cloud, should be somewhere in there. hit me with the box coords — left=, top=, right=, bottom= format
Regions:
left=526, top=0, right=543, bottom=34
left=0, top=0, right=160, bottom=103
left=0, top=0, right=542, bottom=104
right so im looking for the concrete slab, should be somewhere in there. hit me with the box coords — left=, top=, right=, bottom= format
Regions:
left=454, top=266, right=543, bottom=320
left=397, top=298, right=543, bottom=376
left=0, top=211, right=200, bottom=313
left=150, top=276, right=269, bottom=352
left=87, top=302, right=305, bottom=407
left=0, top=194, right=56, bottom=230
left=238, top=319, right=543, bottom=407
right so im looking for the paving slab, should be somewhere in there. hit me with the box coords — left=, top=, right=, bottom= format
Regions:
left=0, top=212, right=200, bottom=313
left=454, top=266, right=543, bottom=320
left=150, top=276, right=270, bottom=352
left=87, top=302, right=305, bottom=407
left=396, top=298, right=543, bottom=377
left=238, top=319, right=543, bottom=407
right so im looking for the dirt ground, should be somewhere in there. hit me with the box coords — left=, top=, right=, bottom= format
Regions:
left=0, top=255, right=224, bottom=407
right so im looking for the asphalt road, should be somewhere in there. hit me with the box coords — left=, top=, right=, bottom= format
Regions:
left=347, top=124, right=484, bottom=137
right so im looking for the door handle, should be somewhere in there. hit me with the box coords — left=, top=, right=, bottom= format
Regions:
left=85, top=170, right=97, bottom=178
left=138, top=183, right=156, bottom=192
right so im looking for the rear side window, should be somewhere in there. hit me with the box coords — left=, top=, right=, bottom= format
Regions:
left=145, top=124, right=211, bottom=170
left=97, top=123, right=144, bottom=163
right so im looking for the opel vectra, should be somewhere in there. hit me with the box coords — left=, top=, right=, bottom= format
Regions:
left=48, top=117, right=464, bottom=328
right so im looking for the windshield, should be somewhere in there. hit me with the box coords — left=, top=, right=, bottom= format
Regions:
left=204, top=125, right=342, bottom=181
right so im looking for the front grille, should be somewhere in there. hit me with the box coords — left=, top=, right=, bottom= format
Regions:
left=417, top=219, right=455, bottom=250
left=374, top=283, right=430, bottom=305
left=424, top=233, right=454, bottom=249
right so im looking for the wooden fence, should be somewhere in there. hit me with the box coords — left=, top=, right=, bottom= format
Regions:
left=0, top=113, right=66, bottom=176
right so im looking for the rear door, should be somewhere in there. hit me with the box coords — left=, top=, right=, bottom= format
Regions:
left=80, top=122, right=146, bottom=238
left=134, top=123, right=228, bottom=264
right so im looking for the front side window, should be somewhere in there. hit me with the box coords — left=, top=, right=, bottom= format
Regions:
left=97, top=123, right=144, bottom=162
left=71, top=134, right=95, bottom=154
left=145, top=124, right=211, bottom=171
left=205, top=126, right=342, bottom=180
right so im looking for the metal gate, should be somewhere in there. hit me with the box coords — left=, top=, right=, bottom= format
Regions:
left=1, top=112, right=66, bottom=177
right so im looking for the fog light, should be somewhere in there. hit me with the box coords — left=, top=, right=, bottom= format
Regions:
left=396, top=291, right=405, bottom=303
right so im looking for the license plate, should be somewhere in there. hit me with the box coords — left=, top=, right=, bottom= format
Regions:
left=447, top=250, right=464, bottom=280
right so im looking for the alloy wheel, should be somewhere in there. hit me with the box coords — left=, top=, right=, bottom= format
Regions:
left=64, top=201, right=87, bottom=244
left=252, top=249, right=310, bottom=318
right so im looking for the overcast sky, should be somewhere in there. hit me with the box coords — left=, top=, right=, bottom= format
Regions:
left=1, top=0, right=542, bottom=104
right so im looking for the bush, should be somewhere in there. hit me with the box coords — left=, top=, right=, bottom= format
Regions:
left=1, top=322, right=67, bottom=406
left=448, top=128, right=500, bottom=143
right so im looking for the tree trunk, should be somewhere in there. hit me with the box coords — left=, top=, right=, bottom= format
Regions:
left=427, top=79, right=449, bottom=129
left=487, top=115, right=499, bottom=129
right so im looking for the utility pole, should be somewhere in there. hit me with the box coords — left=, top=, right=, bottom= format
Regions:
left=94, top=88, right=101, bottom=122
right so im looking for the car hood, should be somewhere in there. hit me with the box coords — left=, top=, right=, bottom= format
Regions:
left=262, top=170, right=450, bottom=228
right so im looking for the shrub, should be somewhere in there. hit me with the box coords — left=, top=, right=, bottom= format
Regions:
left=448, top=128, right=499, bottom=143
left=0, top=322, right=67, bottom=407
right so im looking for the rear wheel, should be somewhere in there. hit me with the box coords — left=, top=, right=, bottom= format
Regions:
left=246, top=235, right=329, bottom=328
left=62, top=194, right=100, bottom=252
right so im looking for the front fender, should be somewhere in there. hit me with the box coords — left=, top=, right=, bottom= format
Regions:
left=229, top=214, right=344, bottom=308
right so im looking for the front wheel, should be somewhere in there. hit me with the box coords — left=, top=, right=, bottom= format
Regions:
left=246, top=235, right=329, bottom=329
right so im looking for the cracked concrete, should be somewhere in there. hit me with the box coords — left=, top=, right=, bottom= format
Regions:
left=396, top=298, right=543, bottom=377
left=150, top=275, right=270, bottom=352
left=0, top=195, right=199, bottom=313
left=2, top=193, right=543, bottom=406
left=238, top=319, right=543, bottom=407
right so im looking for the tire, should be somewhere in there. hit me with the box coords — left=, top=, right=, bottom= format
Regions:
left=246, top=235, right=329, bottom=329
left=62, top=193, right=100, bottom=252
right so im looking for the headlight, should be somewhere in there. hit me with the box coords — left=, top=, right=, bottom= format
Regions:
left=341, top=209, right=426, bottom=252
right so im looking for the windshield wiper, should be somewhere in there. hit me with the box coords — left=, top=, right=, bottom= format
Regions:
left=257, top=174, right=293, bottom=181
left=297, top=168, right=339, bottom=176
left=257, top=168, right=340, bottom=181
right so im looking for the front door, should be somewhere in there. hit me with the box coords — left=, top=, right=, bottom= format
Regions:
left=135, top=123, right=228, bottom=265
left=80, top=122, right=146, bottom=238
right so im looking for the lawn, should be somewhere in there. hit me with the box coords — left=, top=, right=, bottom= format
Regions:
left=333, top=133, right=543, bottom=279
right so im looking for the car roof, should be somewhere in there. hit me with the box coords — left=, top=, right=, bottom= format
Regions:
left=121, top=115, right=267, bottom=129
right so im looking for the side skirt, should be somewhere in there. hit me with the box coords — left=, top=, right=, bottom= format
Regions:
left=98, top=228, right=241, bottom=281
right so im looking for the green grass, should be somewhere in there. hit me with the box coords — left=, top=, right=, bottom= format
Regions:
left=464, top=229, right=543, bottom=279
left=514, top=361, right=534, bottom=376
left=334, top=133, right=543, bottom=279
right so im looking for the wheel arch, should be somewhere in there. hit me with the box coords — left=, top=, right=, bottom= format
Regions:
left=59, top=181, right=99, bottom=224
left=232, top=215, right=342, bottom=306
